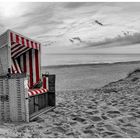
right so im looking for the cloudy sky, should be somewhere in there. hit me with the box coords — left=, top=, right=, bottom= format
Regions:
left=0, top=2, right=140, bottom=54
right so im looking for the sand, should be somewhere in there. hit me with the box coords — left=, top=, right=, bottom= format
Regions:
left=0, top=61, right=140, bottom=138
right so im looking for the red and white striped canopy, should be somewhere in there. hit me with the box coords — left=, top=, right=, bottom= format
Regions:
left=10, top=31, right=41, bottom=58
left=10, top=30, right=41, bottom=89
left=8, top=30, right=49, bottom=96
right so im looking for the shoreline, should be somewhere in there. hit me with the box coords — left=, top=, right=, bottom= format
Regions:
left=42, top=60, right=140, bottom=91
left=42, top=60, right=140, bottom=69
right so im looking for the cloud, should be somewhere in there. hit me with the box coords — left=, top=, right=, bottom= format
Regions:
left=83, top=32, right=140, bottom=48
left=63, top=2, right=90, bottom=9
left=0, top=2, right=140, bottom=54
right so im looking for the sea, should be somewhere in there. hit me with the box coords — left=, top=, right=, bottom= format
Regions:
left=41, top=53, right=140, bottom=66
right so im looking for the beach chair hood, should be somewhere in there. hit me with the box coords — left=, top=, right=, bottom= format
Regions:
left=0, top=29, right=55, bottom=122
left=9, top=30, right=41, bottom=89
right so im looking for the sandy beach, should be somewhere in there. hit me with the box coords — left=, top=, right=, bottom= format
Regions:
left=42, top=61, right=140, bottom=91
left=0, top=61, right=140, bottom=138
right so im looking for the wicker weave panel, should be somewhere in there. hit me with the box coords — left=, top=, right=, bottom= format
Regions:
left=3, top=79, right=10, bottom=121
left=0, top=78, right=4, bottom=120
left=0, top=78, right=10, bottom=121
left=9, top=77, right=28, bottom=122
left=0, top=31, right=8, bottom=47
left=0, top=75, right=29, bottom=122
left=0, top=46, right=9, bottom=75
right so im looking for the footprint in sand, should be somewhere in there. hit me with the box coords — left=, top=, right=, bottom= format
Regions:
left=96, top=127, right=104, bottom=132
left=31, top=132, right=41, bottom=138
left=126, top=116, right=136, bottom=121
left=36, top=126, right=44, bottom=130
left=86, top=124, right=95, bottom=129
left=106, top=110, right=121, bottom=118
left=122, top=123, right=136, bottom=128
left=65, top=131, right=75, bottom=137
left=83, top=129, right=94, bottom=135
left=69, top=120, right=77, bottom=125
left=96, top=122, right=105, bottom=128
left=43, top=130, right=52, bottom=135
left=119, top=107, right=129, bottom=112
left=101, top=114, right=108, bottom=120
left=90, top=116, right=102, bottom=122
left=101, top=131, right=117, bottom=137
left=104, top=124, right=119, bottom=132
left=36, top=117, right=45, bottom=123
left=52, top=126, right=67, bottom=133
left=120, top=127, right=139, bottom=137
left=82, top=127, right=100, bottom=138
left=111, top=134, right=124, bottom=138
left=72, top=117, right=86, bottom=123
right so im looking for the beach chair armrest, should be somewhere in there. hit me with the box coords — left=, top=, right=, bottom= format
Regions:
left=42, top=74, right=55, bottom=92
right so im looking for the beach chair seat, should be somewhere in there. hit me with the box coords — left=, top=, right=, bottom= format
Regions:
left=28, top=75, right=49, bottom=97
left=28, top=88, right=48, bottom=97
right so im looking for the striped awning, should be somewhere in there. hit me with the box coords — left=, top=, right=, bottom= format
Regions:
left=11, top=58, right=22, bottom=74
left=10, top=30, right=41, bottom=89
left=10, top=31, right=41, bottom=58
left=28, top=88, right=48, bottom=96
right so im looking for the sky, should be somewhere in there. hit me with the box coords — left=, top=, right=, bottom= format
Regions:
left=0, top=2, right=140, bottom=54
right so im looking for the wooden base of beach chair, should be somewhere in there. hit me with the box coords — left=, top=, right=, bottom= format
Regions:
left=29, top=91, right=55, bottom=114
left=29, top=106, right=55, bottom=121
left=0, top=74, right=55, bottom=122
left=29, top=93, right=48, bottom=114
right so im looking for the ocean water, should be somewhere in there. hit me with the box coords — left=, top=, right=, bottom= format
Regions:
left=41, top=54, right=140, bottom=66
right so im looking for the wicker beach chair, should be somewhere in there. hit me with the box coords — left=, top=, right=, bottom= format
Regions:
left=0, top=30, right=55, bottom=122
